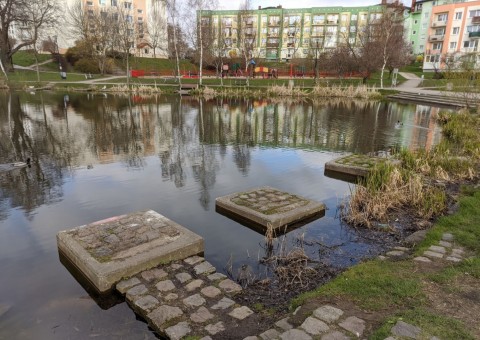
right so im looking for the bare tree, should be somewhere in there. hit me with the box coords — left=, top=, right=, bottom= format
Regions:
left=0, top=0, right=59, bottom=72
left=113, top=3, right=137, bottom=87
left=166, top=0, right=182, bottom=85
left=238, top=0, right=256, bottom=75
left=147, top=0, right=167, bottom=58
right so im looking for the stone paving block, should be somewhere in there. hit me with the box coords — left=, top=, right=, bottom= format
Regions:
left=190, top=306, right=215, bottom=323
left=313, top=305, right=344, bottom=324
left=165, top=321, right=191, bottom=340
left=184, top=255, right=204, bottom=265
left=300, top=316, right=329, bottom=335
left=394, top=246, right=409, bottom=251
left=194, top=261, right=216, bottom=275
left=169, top=263, right=184, bottom=270
left=414, top=256, right=432, bottom=263
left=205, top=321, right=225, bottom=335
left=229, top=306, right=254, bottom=320
left=446, top=256, right=462, bottom=262
left=200, top=337, right=213, bottom=340
left=338, top=316, right=365, bottom=337
left=133, top=295, right=159, bottom=312
left=260, top=328, right=280, bottom=340
left=147, top=305, right=183, bottom=330
left=391, top=320, right=421, bottom=339
left=216, top=186, right=326, bottom=231
left=183, top=293, right=206, bottom=308
left=141, top=268, right=167, bottom=282
left=279, top=328, right=313, bottom=340
left=378, top=255, right=387, bottom=261
left=320, top=331, right=350, bottom=340
left=442, top=233, right=454, bottom=241
left=208, top=272, right=227, bottom=281
left=126, top=284, right=148, bottom=299
left=429, top=245, right=446, bottom=254
left=156, top=280, right=175, bottom=292
left=423, top=250, right=443, bottom=259
left=275, top=317, right=293, bottom=331
left=175, top=272, right=192, bottom=283
left=219, top=279, right=243, bottom=293
left=116, top=277, right=141, bottom=294
left=386, top=250, right=405, bottom=257
left=186, top=279, right=204, bottom=292
left=438, top=240, right=452, bottom=248
left=164, top=293, right=178, bottom=301
left=201, top=286, right=222, bottom=298
left=211, top=297, right=235, bottom=310
left=451, top=248, right=464, bottom=255
left=57, top=210, right=204, bottom=292
left=244, top=337, right=259, bottom=340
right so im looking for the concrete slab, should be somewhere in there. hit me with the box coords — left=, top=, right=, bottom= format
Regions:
left=324, top=154, right=399, bottom=178
left=215, top=187, right=325, bottom=232
left=57, top=210, right=204, bottom=293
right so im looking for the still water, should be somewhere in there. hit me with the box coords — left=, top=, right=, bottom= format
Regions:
left=0, top=92, right=442, bottom=339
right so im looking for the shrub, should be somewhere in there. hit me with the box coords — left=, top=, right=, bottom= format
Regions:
left=74, top=58, right=99, bottom=74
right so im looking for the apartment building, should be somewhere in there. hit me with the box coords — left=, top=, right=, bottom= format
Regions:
left=423, top=0, right=480, bottom=70
left=12, top=0, right=167, bottom=58
left=200, top=5, right=384, bottom=61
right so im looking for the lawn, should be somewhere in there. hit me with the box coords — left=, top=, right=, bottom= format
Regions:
left=8, top=70, right=90, bottom=82
left=12, top=50, right=52, bottom=67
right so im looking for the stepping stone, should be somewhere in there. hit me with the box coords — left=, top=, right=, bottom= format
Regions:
left=391, top=320, right=421, bottom=339
left=175, top=272, right=192, bottom=283
left=229, top=306, right=254, bottom=320
left=438, top=241, right=452, bottom=247
left=117, top=277, right=141, bottom=294
left=386, top=250, right=405, bottom=257
left=279, top=329, right=312, bottom=340
left=194, top=261, right=216, bottom=275
left=185, top=279, right=204, bottom=292
left=211, top=297, right=235, bottom=310
left=219, top=279, right=242, bottom=293
left=300, top=316, right=329, bottom=335
left=338, top=316, right=365, bottom=337
left=147, top=305, right=183, bottom=330
left=451, top=248, right=464, bottom=255
left=429, top=245, right=446, bottom=254
left=394, top=246, right=409, bottom=251
left=423, top=251, right=443, bottom=259
left=201, top=286, right=221, bottom=298
left=275, top=317, right=293, bottom=331
left=446, top=256, right=462, bottom=262
left=216, top=186, right=325, bottom=232
left=313, top=305, right=344, bottom=323
left=414, top=256, right=432, bottom=263
left=205, top=321, right=225, bottom=335
left=404, top=230, right=427, bottom=246
left=165, top=321, right=191, bottom=340
left=57, top=210, right=203, bottom=292
left=260, top=328, right=280, bottom=340
left=442, top=233, right=454, bottom=241
left=190, top=306, right=214, bottom=323
left=320, top=331, right=350, bottom=340
left=156, top=280, right=175, bottom=292
left=183, top=294, right=206, bottom=308
left=378, top=255, right=387, bottom=261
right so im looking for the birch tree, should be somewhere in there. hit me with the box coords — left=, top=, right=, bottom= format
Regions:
left=147, top=0, right=167, bottom=58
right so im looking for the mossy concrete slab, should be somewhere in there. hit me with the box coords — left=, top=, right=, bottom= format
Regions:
left=57, top=210, right=204, bottom=293
left=325, top=154, right=399, bottom=178
left=215, top=186, right=325, bottom=232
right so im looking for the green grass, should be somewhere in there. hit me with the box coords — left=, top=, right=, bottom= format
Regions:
left=127, top=57, right=197, bottom=74
left=8, top=70, right=87, bottom=82
left=292, top=260, right=423, bottom=311
left=370, top=308, right=475, bottom=340
left=12, top=50, right=52, bottom=67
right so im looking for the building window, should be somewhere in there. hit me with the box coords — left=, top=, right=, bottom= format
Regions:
left=419, top=45, right=424, bottom=50
left=124, top=2, right=131, bottom=9
left=351, top=14, right=357, bottom=21
left=450, top=42, right=457, bottom=49
left=432, top=42, right=442, bottom=50
left=138, top=9, right=143, bottom=14
left=455, top=12, right=462, bottom=20
left=350, top=26, right=356, bottom=33
left=469, top=10, right=480, bottom=18
left=467, top=25, right=480, bottom=33
left=144, top=48, right=149, bottom=54
left=87, top=1, right=93, bottom=6
left=99, top=0, right=106, bottom=5
left=111, top=0, right=117, bottom=6
left=413, top=30, right=416, bottom=35
left=437, top=13, right=448, bottom=22
left=452, top=27, right=460, bottom=34
left=414, top=20, right=418, bottom=24
left=424, top=12, right=429, bottom=19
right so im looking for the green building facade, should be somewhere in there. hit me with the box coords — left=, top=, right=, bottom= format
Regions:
left=200, top=5, right=384, bottom=60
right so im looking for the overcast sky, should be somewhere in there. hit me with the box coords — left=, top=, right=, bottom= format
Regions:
left=216, top=0, right=409, bottom=10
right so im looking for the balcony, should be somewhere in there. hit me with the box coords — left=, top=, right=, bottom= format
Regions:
left=472, top=16, right=480, bottom=24
left=429, top=34, right=445, bottom=41
left=268, top=21, right=280, bottom=26
left=287, top=42, right=295, bottom=47
left=266, top=42, right=279, bottom=48
left=431, top=20, right=447, bottom=27
left=311, top=32, right=325, bottom=37
left=312, top=21, right=325, bottom=26
left=326, top=20, right=339, bottom=25
left=469, top=31, right=480, bottom=39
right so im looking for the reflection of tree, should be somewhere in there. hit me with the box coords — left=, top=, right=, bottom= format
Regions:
left=0, top=93, right=68, bottom=220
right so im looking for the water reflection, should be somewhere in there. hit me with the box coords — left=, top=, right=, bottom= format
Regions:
left=0, top=92, right=443, bottom=339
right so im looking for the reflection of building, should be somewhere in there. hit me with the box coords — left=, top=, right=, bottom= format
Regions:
left=200, top=4, right=384, bottom=60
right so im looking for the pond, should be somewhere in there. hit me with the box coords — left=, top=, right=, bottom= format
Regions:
left=0, top=92, right=442, bottom=339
